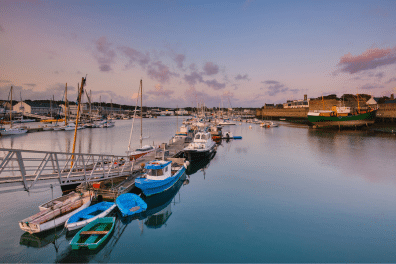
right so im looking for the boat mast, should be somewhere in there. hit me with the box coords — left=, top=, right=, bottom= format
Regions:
left=71, top=77, right=86, bottom=167
left=357, top=93, right=360, bottom=113
left=140, top=79, right=143, bottom=148
left=10, top=86, right=12, bottom=128
left=65, top=83, right=68, bottom=126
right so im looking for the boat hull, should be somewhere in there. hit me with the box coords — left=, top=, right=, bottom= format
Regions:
left=65, top=202, right=116, bottom=231
left=307, top=110, right=377, bottom=128
left=135, top=166, right=186, bottom=197
left=70, top=217, right=115, bottom=250
left=19, top=197, right=91, bottom=234
left=183, top=144, right=216, bottom=161
left=116, top=193, right=147, bottom=217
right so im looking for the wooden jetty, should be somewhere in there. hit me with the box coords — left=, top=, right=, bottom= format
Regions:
left=78, top=136, right=192, bottom=201
left=0, top=133, right=192, bottom=195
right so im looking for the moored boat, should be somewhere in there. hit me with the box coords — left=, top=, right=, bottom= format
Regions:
left=70, top=217, right=115, bottom=250
left=135, top=159, right=189, bottom=197
left=19, top=192, right=91, bottom=234
left=183, top=131, right=216, bottom=160
left=307, top=106, right=377, bottom=128
left=65, top=201, right=116, bottom=231
left=115, top=193, right=147, bottom=217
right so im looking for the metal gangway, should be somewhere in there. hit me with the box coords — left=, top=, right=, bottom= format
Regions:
left=0, top=148, right=135, bottom=192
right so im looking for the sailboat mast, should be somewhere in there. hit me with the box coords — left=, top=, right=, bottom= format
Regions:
left=65, top=83, right=68, bottom=126
left=140, top=79, right=143, bottom=148
left=10, top=86, right=12, bottom=128
left=71, top=77, right=86, bottom=166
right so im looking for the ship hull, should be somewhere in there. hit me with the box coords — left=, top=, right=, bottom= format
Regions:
left=307, top=110, right=376, bottom=128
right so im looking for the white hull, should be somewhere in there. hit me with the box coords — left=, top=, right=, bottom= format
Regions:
left=0, top=128, right=28, bottom=135
left=65, top=203, right=116, bottom=231
left=19, top=198, right=91, bottom=234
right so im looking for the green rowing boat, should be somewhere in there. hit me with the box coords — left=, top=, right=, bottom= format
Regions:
left=70, top=217, right=115, bottom=250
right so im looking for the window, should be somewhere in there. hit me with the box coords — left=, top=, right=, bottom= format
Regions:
left=195, top=134, right=201, bottom=140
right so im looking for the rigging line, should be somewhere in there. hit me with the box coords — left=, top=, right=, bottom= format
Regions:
left=127, top=87, right=141, bottom=152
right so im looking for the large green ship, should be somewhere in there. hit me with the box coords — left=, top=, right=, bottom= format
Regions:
left=307, top=107, right=377, bottom=128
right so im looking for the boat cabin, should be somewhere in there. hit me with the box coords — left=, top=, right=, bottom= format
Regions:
left=194, top=132, right=211, bottom=142
left=144, top=160, right=172, bottom=179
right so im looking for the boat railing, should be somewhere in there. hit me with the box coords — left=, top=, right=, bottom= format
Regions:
left=0, top=148, right=134, bottom=192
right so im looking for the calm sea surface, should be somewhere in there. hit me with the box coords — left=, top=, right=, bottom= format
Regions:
left=1, top=117, right=396, bottom=263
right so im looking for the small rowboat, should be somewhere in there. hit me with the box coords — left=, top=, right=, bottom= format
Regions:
left=70, top=217, right=115, bottom=250
left=116, top=193, right=147, bottom=217
left=65, top=202, right=116, bottom=231
left=19, top=192, right=91, bottom=234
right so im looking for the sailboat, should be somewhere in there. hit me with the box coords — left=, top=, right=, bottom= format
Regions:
left=0, top=86, right=28, bottom=135
left=126, top=80, right=156, bottom=160
left=60, top=83, right=76, bottom=131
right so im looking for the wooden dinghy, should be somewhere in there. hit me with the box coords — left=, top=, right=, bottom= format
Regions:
left=38, top=191, right=84, bottom=211
left=116, top=193, right=147, bottom=217
left=70, top=217, right=115, bottom=250
left=65, top=202, right=116, bottom=231
left=19, top=192, right=91, bottom=234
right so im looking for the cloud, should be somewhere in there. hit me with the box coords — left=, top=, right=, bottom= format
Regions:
left=204, top=79, right=226, bottom=90
left=23, top=83, right=36, bottom=87
left=386, top=77, right=396, bottom=84
left=119, top=46, right=150, bottom=69
left=184, top=71, right=204, bottom=86
left=147, top=61, right=179, bottom=83
left=262, top=80, right=299, bottom=96
left=0, top=83, right=75, bottom=101
left=189, top=63, right=197, bottom=71
left=184, top=87, right=221, bottom=106
left=262, top=80, right=280, bottom=85
left=174, top=54, right=185, bottom=69
left=203, top=62, right=219, bottom=75
left=360, top=83, right=385, bottom=90
left=0, top=80, right=10, bottom=83
left=146, top=84, right=174, bottom=98
left=0, top=24, right=4, bottom=32
left=94, top=36, right=116, bottom=72
left=235, top=74, right=249, bottom=81
left=337, top=47, right=396, bottom=74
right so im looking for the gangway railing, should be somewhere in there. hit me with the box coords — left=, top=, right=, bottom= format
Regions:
left=0, top=148, right=134, bottom=191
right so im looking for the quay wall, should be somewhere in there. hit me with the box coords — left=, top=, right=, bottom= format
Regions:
left=256, top=101, right=396, bottom=121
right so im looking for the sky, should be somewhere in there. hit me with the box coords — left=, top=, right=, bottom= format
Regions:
left=1, top=0, right=396, bottom=108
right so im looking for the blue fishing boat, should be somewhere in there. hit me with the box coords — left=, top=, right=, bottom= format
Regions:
left=70, top=217, right=115, bottom=250
left=65, top=202, right=116, bottom=231
left=135, top=160, right=188, bottom=196
left=116, top=193, right=147, bottom=217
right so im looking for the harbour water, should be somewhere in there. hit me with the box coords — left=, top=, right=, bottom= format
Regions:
left=1, top=117, right=396, bottom=262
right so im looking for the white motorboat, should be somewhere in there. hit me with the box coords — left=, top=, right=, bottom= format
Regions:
left=1, top=127, right=28, bottom=135
left=183, top=131, right=216, bottom=160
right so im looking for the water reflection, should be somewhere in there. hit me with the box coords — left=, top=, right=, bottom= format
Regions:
left=187, top=152, right=216, bottom=176
left=141, top=174, right=186, bottom=229
left=307, top=129, right=396, bottom=185
left=20, top=228, right=65, bottom=249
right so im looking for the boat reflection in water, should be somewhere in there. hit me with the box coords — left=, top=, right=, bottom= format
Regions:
left=20, top=228, right=65, bottom=249
left=141, top=173, right=186, bottom=229
left=186, top=150, right=216, bottom=176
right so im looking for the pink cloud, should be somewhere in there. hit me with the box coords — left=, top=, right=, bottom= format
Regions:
left=147, top=61, right=179, bottom=83
left=203, top=62, right=219, bottom=75
left=94, top=37, right=116, bottom=72
left=337, top=47, right=396, bottom=74
left=119, top=46, right=150, bottom=69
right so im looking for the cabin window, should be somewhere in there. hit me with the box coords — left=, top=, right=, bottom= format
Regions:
left=147, top=168, right=164, bottom=176
left=165, top=166, right=168, bottom=172
left=195, top=134, right=201, bottom=140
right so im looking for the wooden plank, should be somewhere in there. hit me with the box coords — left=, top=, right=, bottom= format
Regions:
left=80, top=231, right=108, bottom=235
left=130, top=206, right=140, bottom=212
